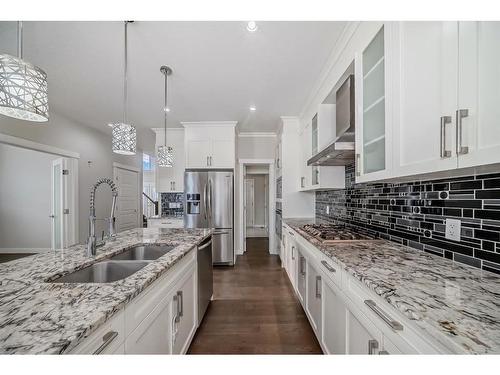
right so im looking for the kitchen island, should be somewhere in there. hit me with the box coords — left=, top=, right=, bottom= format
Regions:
left=0, top=227, right=211, bottom=354
left=282, top=218, right=500, bottom=354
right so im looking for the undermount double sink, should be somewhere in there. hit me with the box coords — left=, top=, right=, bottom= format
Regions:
left=50, top=245, right=175, bottom=284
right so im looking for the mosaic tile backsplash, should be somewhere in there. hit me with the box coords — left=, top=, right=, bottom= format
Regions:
left=316, top=163, right=500, bottom=274
left=161, top=192, right=184, bottom=217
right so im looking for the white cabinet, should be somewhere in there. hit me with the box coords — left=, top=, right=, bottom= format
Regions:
left=355, top=23, right=394, bottom=183
left=155, top=128, right=185, bottom=193
left=392, top=22, right=459, bottom=177
left=457, top=21, right=500, bottom=169
left=172, top=263, right=197, bottom=354
left=296, top=248, right=307, bottom=305
left=347, top=308, right=383, bottom=354
left=284, top=228, right=298, bottom=290
left=183, top=122, right=237, bottom=169
left=321, top=274, right=346, bottom=354
left=305, top=262, right=322, bottom=335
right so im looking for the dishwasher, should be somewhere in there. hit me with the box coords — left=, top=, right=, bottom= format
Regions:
left=197, top=236, right=213, bottom=325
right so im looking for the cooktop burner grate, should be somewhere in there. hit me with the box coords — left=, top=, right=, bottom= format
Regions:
left=300, top=224, right=379, bottom=242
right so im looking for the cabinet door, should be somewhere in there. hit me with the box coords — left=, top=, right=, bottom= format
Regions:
left=287, top=237, right=298, bottom=290
left=322, top=277, right=346, bottom=354
left=355, top=24, right=393, bottom=182
left=393, top=22, right=459, bottom=177
left=125, top=294, right=174, bottom=354
left=296, top=250, right=307, bottom=305
left=306, top=262, right=322, bottom=334
left=156, top=147, right=175, bottom=192
left=211, top=139, right=234, bottom=168
left=186, top=140, right=211, bottom=168
left=347, top=308, right=382, bottom=354
left=172, top=266, right=197, bottom=354
left=458, top=21, right=500, bottom=168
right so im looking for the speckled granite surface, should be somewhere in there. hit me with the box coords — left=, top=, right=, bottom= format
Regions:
left=0, top=227, right=211, bottom=354
left=283, top=218, right=500, bottom=354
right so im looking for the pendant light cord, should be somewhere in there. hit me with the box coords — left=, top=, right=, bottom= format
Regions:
left=164, top=69, right=168, bottom=146
left=17, top=21, right=23, bottom=59
left=123, top=21, right=128, bottom=124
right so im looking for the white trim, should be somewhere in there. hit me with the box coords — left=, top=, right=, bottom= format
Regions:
left=0, top=133, right=80, bottom=159
left=0, top=248, right=51, bottom=254
left=181, top=121, right=237, bottom=127
left=238, top=158, right=276, bottom=257
left=151, top=127, right=184, bottom=134
left=237, top=132, right=277, bottom=138
left=112, top=162, right=141, bottom=173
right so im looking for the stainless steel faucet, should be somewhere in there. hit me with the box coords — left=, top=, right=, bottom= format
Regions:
left=87, top=178, right=118, bottom=257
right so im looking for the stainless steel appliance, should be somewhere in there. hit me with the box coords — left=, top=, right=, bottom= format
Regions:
left=197, top=236, right=213, bottom=325
left=307, top=74, right=356, bottom=166
left=299, top=223, right=382, bottom=244
left=184, top=170, right=234, bottom=265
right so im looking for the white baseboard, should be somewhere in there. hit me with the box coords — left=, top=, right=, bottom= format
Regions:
left=0, top=248, right=51, bottom=254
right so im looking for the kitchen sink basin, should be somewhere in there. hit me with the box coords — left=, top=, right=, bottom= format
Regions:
left=50, top=260, right=150, bottom=284
left=109, top=245, right=175, bottom=261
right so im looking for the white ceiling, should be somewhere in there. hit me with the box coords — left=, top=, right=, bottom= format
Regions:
left=0, top=21, right=346, bottom=134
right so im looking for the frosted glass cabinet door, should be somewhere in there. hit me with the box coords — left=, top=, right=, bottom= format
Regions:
left=362, top=26, right=386, bottom=175
left=458, top=21, right=500, bottom=168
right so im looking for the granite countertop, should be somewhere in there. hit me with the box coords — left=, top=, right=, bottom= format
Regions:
left=0, top=227, right=211, bottom=354
left=283, top=218, right=500, bottom=354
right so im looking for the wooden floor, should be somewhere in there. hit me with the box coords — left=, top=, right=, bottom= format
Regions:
left=188, top=237, right=322, bottom=354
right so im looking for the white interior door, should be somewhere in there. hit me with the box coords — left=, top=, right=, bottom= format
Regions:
left=51, top=157, right=78, bottom=250
left=114, top=165, right=140, bottom=232
left=244, top=179, right=255, bottom=228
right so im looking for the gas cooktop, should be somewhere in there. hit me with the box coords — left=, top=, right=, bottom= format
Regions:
left=300, top=224, right=380, bottom=243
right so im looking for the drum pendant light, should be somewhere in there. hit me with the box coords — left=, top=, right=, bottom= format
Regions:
left=110, top=21, right=136, bottom=155
left=0, top=21, right=49, bottom=122
left=157, top=65, right=173, bottom=167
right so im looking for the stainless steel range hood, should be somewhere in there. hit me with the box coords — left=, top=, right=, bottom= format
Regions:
left=307, top=74, right=355, bottom=166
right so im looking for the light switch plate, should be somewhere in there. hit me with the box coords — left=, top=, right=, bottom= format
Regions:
left=445, top=219, right=461, bottom=241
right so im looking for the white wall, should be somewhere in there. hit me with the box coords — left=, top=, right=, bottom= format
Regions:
left=0, top=111, right=151, bottom=243
left=248, top=174, right=267, bottom=227
left=0, top=143, right=58, bottom=250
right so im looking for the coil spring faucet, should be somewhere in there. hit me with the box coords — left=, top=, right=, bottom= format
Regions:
left=87, top=178, right=118, bottom=257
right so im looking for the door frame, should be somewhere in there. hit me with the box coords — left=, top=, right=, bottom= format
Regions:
left=113, top=162, right=142, bottom=231
left=244, top=178, right=255, bottom=228
left=238, top=158, right=276, bottom=255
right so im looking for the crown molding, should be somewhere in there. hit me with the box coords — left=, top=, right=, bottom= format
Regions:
left=181, top=121, right=237, bottom=128
left=237, top=132, right=277, bottom=138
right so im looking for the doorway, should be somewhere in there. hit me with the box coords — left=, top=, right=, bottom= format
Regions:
left=238, top=159, right=275, bottom=255
left=113, top=162, right=141, bottom=232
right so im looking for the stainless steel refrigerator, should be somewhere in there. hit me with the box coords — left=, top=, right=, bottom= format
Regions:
left=184, top=170, right=234, bottom=265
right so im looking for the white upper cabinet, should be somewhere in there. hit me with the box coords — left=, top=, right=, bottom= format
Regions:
left=392, top=22, right=459, bottom=177
left=155, top=128, right=185, bottom=193
left=183, top=122, right=236, bottom=169
left=355, top=24, right=394, bottom=183
left=457, top=22, right=500, bottom=169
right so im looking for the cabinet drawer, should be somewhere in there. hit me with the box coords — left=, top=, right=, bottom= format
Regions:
left=125, top=249, right=196, bottom=335
left=318, top=254, right=342, bottom=288
left=69, top=310, right=125, bottom=354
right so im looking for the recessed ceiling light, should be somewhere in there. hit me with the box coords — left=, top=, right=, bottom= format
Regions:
left=246, top=21, right=258, bottom=32
left=249, top=106, right=256, bottom=111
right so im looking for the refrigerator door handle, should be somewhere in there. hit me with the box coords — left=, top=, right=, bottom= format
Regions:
left=203, top=183, right=208, bottom=221
left=208, top=179, right=213, bottom=227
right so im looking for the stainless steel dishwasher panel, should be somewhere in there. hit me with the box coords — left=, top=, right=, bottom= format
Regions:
left=197, top=236, right=213, bottom=325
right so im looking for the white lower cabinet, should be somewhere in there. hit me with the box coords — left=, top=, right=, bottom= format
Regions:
left=70, top=248, right=198, bottom=355
left=347, top=308, right=383, bottom=354
left=305, top=262, right=322, bottom=335
left=321, top=276, right=346, bottom=354
left=296, top=250, right=306, bottom=304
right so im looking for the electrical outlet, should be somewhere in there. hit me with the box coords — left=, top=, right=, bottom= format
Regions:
left=326, top=205, right=330, bottom=215
left=445, top=219, right=461, bottom=241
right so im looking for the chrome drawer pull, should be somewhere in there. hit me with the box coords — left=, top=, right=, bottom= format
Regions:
left=93, top=330, right=118, bottom=354
left=315, top=275, right=322, bottom=299
left=456, top=109, right=469, bottom=155
left=368, top=339, right=379, bottom=355
left=364, top=299, right=403, bottom=331
left=321, top=260, right=336, bottom=273
left=440, top=115, right=452, bottom=158
left=177, top=290, right=183, bottom=318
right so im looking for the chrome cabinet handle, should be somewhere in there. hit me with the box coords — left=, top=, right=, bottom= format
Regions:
left=368, top=339, right=379, bottom=355
left=173, top=294, right=180, bottom=323
left=93, top=331, right=118, bottom=354
left=356, top=153, right=361, bottom=176
left=210, top=156, right=213, bottom=166
left=173, top=181, right=175, bottom=190
left=364, top=299, right=403, bottom=331
left=291, top=246, right=295, bottom=260
left=315, top=275, right=322, bottom=298
left=321, top=260, right=336, bottom=273
left=288, top=231, right=294, bottom=236
left=206, top=156, right=210, bottom=166
left=300, top=257, right=306, bottom=276
left=440, top=115, right=452, bottom=158
left=177, top=290, right=183, bottom=318
left=456, top=109, right=469, bottom=155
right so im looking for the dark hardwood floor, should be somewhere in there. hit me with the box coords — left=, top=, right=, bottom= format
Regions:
left=188, top=237, right=322, bottom=354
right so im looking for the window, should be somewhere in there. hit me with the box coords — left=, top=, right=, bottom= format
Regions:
left=143, top=153, right=152, bottom=171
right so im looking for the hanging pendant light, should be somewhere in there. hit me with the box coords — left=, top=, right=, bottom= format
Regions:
left=0, top=21, right=49, bottom=122
left=157, top=65, right=173, bottom=167
left=110, top=21, right=136, bottom=155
